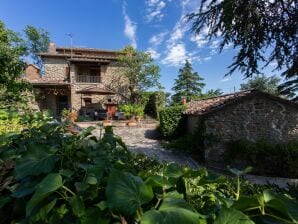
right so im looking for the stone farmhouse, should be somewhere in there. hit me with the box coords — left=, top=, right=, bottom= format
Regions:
left=25, top=43, right=128, bottom=117
left=184, top=89, right=298, bottom=167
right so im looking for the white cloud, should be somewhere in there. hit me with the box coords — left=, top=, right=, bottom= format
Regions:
left=210, top=39, right=220, bottom=49
left=147, top=48, right=161, bottom=60
left=203, top=56, right=212, bottom=61
left=122, top=2, right=137, bottom=48
left=162, top=43, right=195, bottom=66
left=190, top=25, right=211, bottom=48
left=149, top=32, right=168, bottom=47
left=145, top=0, right=167, bottom=22
left=269, top=61, right=278, bottom=67
left=220, top=77, right=232, bottom=82
left=162, top=0, right=201, bottom=67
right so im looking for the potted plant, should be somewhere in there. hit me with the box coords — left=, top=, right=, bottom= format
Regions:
left=134, top=105, right=144, bottom=122
left=118, top=104, right=133, bottom=120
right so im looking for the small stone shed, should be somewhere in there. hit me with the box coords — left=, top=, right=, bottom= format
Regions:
left=184, top=89, right=298, bottom=167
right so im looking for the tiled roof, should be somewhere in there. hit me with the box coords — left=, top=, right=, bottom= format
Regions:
left=29, top=79, right=70, bottom=86
left=184, top=89, right=298, bottom=115
left=38, top=53, right=118, bottom=60
left=184, top=90, right=257, bottom=115
left=56, top=47, right=119, bottom=53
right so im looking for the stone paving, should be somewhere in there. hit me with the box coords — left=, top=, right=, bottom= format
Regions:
left=76, top=122, right=199, bottom=168
left=76, top=122, right=297, bottom=188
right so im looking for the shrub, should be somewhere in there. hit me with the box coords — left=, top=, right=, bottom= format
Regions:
left=118, top=104, right=144, bottom=119
left=0, top=109, right=21, bottom=135
left=225, top=139, right=298, bottom=178
left=144, top=91, right=166, bottom=119
left=164, top=119, right=216, bottom=162
left=158, top=105, right=186, bottom=138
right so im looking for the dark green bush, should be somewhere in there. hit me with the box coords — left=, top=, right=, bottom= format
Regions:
left=144, top=91, right=166, bottom=119
left=225, top=139, right=298, bottom=178
left=158, top=105, right=186, bottom=138
left=165, top=119, right=216, bottom=162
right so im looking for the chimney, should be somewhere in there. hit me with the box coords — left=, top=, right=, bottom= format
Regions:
left=181, top=97, right=187, bottom=105
left=48, top=42, right=56, bottom=54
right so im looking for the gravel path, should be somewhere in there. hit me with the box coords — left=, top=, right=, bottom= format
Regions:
left=88, top=125, right=199, bottom=168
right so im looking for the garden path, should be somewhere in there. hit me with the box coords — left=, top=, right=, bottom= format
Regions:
left=77, top=122, right=199, bottom=168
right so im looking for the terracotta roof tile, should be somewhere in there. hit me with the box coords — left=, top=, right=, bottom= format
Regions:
left=184, top=90, right=255, bottom=115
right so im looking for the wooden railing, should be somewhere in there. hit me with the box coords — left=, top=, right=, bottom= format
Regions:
left=77, top=75, right=101, bottom=83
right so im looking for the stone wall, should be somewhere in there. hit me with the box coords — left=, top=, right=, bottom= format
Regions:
left=44, top=58, right=69, bottom=81
left=70, top=84, right=107, bottom=112
left=25, top=65, right=40, bottom=81
left=187, top=95, right=298, bottom=167
left=102, top=64, right=129, bottom=100
left=40, top=59, right=128, bottom=114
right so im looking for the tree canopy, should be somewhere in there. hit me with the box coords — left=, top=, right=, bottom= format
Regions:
left=187, top=0, right=297, bottom=100
left=240, top=75, right=281, bottom=96
left=0, top=21, right=28, bottom=106
left=24, top=25, right=50, bottom=71
left=200, top=89, right=223, bottom=99
left=0, top=20, right=50, bottom=107
left=172, top=60, right=205, bottom=103
left=117, top=46, right=161, bottom=103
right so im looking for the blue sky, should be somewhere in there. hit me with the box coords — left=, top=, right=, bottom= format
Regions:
left=0, top=0, right=279, bottom=94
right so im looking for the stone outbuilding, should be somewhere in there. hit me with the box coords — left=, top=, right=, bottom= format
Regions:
left=184, top=90, right=298, bottom=167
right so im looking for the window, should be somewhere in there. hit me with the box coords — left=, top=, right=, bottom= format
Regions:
left=90, top=68, right=100, bottom=76
left=84, top=98, right=92, bottom=105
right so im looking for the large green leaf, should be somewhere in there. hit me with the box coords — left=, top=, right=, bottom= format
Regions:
left=106, top=170, right=153, bottom=216
left=15, top=146, right=59, bottom=179
left=164, top=163, right=183, bottom=179
left=26, top=173, right=63, bottom=216
left=141, top=192, right=206, bottom=224
left=141, top=207, right=206, bottom=224
left=232, top=195, right=261, bottom=211
left=214, top=207, right=255, bottom=224
left=0, top=196, right=11, bottom=208
left=12, top=179, right=39, bottom=198
left=69, top=195, right=85, bottom=218
left=159, top=191, right=189, bottom=210
left=263, top=190, right=298, bottom=222
left=145, top=175, right=172, bottom=189
left=31, top=198, right=57, bottom=222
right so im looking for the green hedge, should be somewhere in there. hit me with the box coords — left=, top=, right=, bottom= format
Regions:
left=144, top=91, right=166, bottom=119
left=225, top=139, right=298, bottom=178
left=158, top=105, right=186, bottom=138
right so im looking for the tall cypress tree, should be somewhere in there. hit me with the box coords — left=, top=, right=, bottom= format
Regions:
left=172, top=60, right=205, bottom=103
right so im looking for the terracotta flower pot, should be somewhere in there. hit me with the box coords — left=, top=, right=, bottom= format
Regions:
left=127, top=120, right=137, bottom=126
left=102, top=120, right=112, bottom=126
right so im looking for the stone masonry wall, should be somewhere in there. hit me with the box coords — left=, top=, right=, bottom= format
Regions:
left=25, top=65, right=41, bottom=81
left=102, top=64, right=129, bottom=100
left=44, top=58, right=69, bottom=81
left=42, top=58, right=128, bottom=113
left=70, top=84, right=107, bottom=112
left=187, top=95, right=298, bottom=167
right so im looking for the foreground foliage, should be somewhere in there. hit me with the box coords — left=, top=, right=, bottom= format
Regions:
left=0, top=117, right=298, bottom=223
